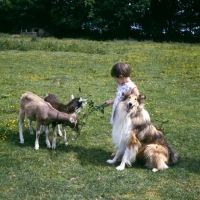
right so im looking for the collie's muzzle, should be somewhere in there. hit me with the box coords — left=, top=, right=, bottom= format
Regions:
left=126, top=101, right=134, bottom=113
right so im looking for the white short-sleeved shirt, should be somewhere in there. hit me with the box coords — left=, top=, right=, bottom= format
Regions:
left=110, top=81, right=137, bottom=124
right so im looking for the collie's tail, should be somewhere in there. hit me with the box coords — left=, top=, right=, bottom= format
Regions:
left=168, top=146, right=178, bottom=165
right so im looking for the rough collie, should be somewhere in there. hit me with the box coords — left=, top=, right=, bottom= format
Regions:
left=106, top=93, right=178, bottom=172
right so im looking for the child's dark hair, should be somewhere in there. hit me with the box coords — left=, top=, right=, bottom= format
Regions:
left=111, top=62, right=131, bottom=78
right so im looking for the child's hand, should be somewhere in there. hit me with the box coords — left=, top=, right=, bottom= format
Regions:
left=103, top=99, right=114, bottom=106
left=103, top=101, right=110, bottom=107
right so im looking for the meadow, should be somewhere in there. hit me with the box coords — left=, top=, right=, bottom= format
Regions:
left=0, top=35, right=200, bottom=199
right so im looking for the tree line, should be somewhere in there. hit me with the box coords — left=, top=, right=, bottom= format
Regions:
left=0, top=0, right=199, bottom=42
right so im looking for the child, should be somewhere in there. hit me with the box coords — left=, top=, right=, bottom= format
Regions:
left=104, top=62, right=139, bottom=124
left=104, top=62, right=139, bottom=157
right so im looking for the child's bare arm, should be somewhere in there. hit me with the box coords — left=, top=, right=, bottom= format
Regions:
left=103, top=99, right=115, bottom=106
left=131, top=87, right=139, bottom=96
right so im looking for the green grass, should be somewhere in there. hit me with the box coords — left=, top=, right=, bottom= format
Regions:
left=0, top=36, right=200, bottom=199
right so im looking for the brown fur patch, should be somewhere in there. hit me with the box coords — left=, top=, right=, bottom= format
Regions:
left=127, top=130, right=141, bottom=150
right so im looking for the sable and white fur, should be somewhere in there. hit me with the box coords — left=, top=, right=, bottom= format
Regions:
left=19, top=92, right=78, bottom=150
left=107, top=94, right=141, bottom=170
left=107, top=93, right=178, bottom=172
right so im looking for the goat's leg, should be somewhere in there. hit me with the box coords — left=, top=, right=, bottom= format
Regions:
left=19, top=110, right=25, bottom=144
left=28, top=120, right=34, bottom=135
left=52, top=125, right=57, bottom=149
left=62, top=125, right=68, bottom=146
left=106, top=144, right=126, bottom=164
left=57, top=124, right=62, bottom=136
left=34, top=122, right=42, bottom=150
left=45, top=126, right=51, bottom=148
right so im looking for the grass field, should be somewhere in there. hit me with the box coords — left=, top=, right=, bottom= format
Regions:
left=0, top=35, right=200, bottom=199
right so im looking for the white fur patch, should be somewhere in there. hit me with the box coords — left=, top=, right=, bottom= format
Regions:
left=112, top=102, right=133, bottom=148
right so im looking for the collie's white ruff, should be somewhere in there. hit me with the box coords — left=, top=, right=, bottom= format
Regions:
left=107, top=95, right=140, bottom=170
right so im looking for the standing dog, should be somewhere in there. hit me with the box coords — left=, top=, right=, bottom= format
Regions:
left=107, top=93, right=178, bottom=172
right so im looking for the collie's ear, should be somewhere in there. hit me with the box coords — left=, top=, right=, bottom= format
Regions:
left=139, top=94, right=146, bottom=100
left=137, top=94, right=146, bottom=104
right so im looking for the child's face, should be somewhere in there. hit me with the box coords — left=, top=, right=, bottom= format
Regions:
left=113, top=77, right=123, bottom=84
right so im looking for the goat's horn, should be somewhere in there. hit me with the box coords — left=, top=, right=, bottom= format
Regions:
left=79, top=98, right=87, bottom=102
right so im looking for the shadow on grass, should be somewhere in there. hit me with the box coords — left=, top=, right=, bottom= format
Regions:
left=3, top=129, right=200, bottom=173
left=3, top=129, right=110, bottom=166
left=57, top=144, right=110, bottom=167
left=175, top=156, right=200, bottom=174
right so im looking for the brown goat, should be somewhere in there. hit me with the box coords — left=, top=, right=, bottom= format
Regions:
left=19, top=92, right=78, bottom=150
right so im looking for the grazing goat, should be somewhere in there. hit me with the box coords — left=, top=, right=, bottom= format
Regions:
left=28, top=93, right=87, bottom=144
left=19, top=92, right=78, bottom=150
left=43, top=93, right=87, bottom=142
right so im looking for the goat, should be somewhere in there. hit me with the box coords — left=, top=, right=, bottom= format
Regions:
left=19, top=92, right=78, bottom=150
left=43, top=93, right=87, bottom=143
left=28, top=93, right=87, bottom=144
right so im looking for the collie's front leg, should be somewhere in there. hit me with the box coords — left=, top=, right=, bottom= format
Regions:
left=116, top=144, right=139, bottom=170
left=116, top=147, right=132, bottom=170
left=107, top=145, right=126, bottom=164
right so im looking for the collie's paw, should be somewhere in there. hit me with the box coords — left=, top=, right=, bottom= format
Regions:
left=116, top=165, right=125, bottom=170
left=152, top=168, right=158, bottom=172
left=106, top=159, right=116, bottom=164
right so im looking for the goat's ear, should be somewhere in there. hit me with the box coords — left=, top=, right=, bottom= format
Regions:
left=70, top=95, right=74, bottom=100
left=79, top=98, right=87, bottom=102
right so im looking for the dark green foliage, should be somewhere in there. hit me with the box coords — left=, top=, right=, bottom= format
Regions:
left=0, top=0, right=199, bottom=41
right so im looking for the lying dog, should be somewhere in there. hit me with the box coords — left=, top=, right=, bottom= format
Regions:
left=107, top=93, right=178, bottom=172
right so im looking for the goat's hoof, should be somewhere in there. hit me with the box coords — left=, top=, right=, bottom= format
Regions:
left=65, top=142, right=68, bottom=146
left=19, top=141, right=24, bottom=144
left=47, top=145, right=51, bottom=148
left=116, top=166, right=125, bottom=170
left=34, top=147, right=39, bottom=150
left=106, top=159, right=116, bottom=164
